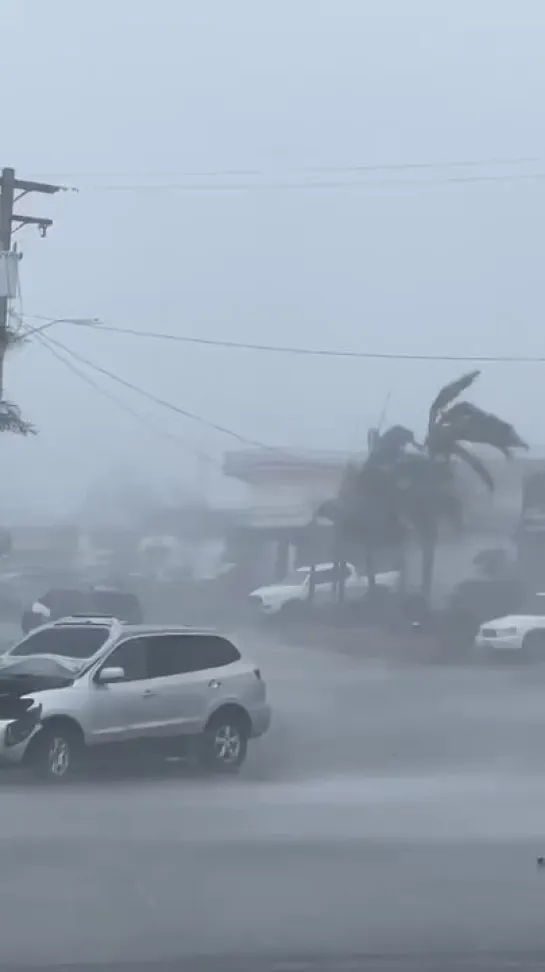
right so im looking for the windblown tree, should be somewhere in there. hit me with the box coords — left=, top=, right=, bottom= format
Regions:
left=318, top=370, right=527, bottom=605
left=314, top=426, right=409, bottom=602
left=0, top=327, right=36, bottom=436
left=411, top=369, right=527, bottom=599
left=0, top=328, right=35, bottom=559
left=0, top=400, right=35, bottom=436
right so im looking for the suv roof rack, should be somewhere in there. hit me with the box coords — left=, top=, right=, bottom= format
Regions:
left=53, top=614, right=121, bottom=626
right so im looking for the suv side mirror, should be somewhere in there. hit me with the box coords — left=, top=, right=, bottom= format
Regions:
left=96, top=666, right=125, bottom=684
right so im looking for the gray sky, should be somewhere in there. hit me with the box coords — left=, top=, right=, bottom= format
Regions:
left=1, top=0, right=545, bottom=519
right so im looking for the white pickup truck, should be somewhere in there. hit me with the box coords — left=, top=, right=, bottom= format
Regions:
left=248, top=562, right=399, bottom=617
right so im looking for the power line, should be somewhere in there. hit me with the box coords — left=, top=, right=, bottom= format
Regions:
left=30, top=331, right=279, bottom=452
left=46, top=171, right=545, bottom=193
left=34, top=330, right=219, bottom=463
left=30, top=329, right=221, bottom=467
left=28, top=156, right=541, bottom=179
left=38, top=317, right=545, bottom=364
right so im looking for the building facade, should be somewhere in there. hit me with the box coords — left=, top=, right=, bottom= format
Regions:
left=223, top=449, right=355, bottom=584
left=223, top=447, right=545, bottom=590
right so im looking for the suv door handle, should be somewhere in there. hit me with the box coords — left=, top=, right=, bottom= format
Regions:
left=208, top=679, right=221, bottom=689
left=142, top=689, right=156, bottom=698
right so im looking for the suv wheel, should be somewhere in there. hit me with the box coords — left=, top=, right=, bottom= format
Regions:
left=200, top=713, right=248, bottom=774
left=29, top=724, right=83, bottom=782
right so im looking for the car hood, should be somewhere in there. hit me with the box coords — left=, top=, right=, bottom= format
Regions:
left=0, top=654, right=77, bottom=697
left=0, top=671, right=73, bottom=696
left=481, top=615, right=543, bottom=628
left=0, top=673, right=72, bottom=720
left=249, top=583, right=302, bottom=600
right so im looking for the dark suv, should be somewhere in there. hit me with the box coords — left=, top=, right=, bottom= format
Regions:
left=21, top=587, right=143, bottom=634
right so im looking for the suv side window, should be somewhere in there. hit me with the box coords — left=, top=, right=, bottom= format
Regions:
left=102, top=638, right=148, bottom=681
left=146, top=636, right=189, bottom=679
left=198, top=636, right=241, bottom=669
left=146, top=634, right=241, bottom=679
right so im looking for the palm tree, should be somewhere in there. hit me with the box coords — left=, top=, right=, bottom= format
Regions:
left=318, top=370, right=527, bottom=605
left=0, top=400, right=36, bottom=436
left=0, top=327, right=36, bottom=436
left=411, top=369, right=527, bottom=600
left=315, top=430, right=408, bottom=602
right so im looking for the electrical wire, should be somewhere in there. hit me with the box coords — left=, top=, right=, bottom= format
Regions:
left=28, top=317, right=545, bottom=364
left=52, top=171, right=545, bottom=193
left=29, top=329, right=222, bottom=467
left=29, top=156, right=542, bottom=179
left=29, top=330, right=282, bottom=452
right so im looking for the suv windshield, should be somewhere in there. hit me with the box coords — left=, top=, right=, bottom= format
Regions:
left=8, top=625, right=110, bottom=663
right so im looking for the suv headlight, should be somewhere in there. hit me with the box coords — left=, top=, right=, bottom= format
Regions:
left=4, top=705, right=42, bottom=748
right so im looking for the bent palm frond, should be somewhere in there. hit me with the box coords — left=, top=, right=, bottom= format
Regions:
left=441, top=403, right=527, bottom=455
left=428, top=370, right=480, bottom=434
left=371, top=425, right=414, bottom=463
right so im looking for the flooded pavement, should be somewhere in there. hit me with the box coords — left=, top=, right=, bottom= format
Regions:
left=243, top=632, right=545, bottom=781
left=3, top=632, right=545, bottom=963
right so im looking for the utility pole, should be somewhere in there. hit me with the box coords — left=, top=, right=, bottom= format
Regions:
left=0, top=167, right=64, bottom=398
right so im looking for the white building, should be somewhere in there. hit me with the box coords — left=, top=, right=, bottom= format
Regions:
left=223, top=449, right=356, bottom=582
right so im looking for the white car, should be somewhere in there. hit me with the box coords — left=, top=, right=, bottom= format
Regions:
left=475, top=612, right=545, bottom=657
left=249, top=562, right=399, bottom=617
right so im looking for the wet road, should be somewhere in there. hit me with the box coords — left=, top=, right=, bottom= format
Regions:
left=5, top=634, right=545, bottom=966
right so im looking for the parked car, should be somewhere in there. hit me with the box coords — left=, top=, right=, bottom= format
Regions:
left=444, top=577, right=524, bottom=645
left=248, top=562, right=399, bottom=617
left=0, top=616, right=270, bottom=780
left=21, top=586, right=143, bottom=634
left=475, top=592, right=545, bottom=659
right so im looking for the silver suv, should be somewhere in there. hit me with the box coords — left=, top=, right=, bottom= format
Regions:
left=0, top=617, right=271, bottom=781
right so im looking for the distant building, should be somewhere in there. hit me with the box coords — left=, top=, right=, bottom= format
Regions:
left=141, top=505, right=238, bottom=581
left=223, top=449, right=354, bottom=582
left=223, top=447, right=545, bottom=587
left=10, top=525, right=79, bottom=564
left=223, top=448, right=352, bottom=527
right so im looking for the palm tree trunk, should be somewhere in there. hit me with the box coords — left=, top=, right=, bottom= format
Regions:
left=308, top=565, right=316, bottom=604
left=336, top=559, right=346, bottom=605
left=421, top=521, right=438, bottom=606
left=332, top=528, right=346, bottom=606
left=395, top=541, right=408, bottom=599
left=307, top=515, right=321, bottom=605
left=365, top=547, right=377, bottom=589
